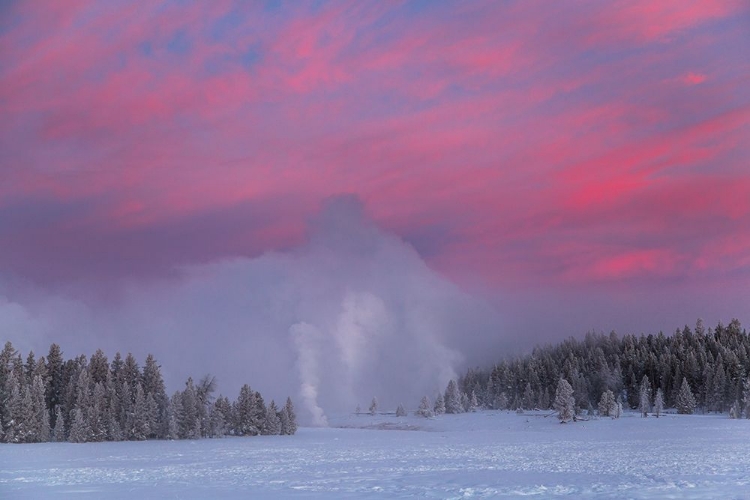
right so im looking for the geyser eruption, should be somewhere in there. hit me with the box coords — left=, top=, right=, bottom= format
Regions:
left=0, top=195, right=500, bottom=424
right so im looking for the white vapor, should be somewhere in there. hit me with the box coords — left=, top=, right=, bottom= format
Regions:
left=290, top=322, right=328, bottom=426
left=0, top=195, right=501, bottom=424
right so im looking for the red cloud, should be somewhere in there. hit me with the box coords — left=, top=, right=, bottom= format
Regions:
left=0, top=0, right=748, bottom=293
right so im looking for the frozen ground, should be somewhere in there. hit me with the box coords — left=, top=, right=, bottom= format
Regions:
left=2, top=410, right=749, bottom=499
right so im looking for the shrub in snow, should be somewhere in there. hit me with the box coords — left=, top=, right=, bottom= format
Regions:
left=554, top=378, right=575, bottom=423
left=396, top=404, right=407, bottom=417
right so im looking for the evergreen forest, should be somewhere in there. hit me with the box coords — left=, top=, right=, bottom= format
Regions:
left=0, top=344, right=297, bottom=444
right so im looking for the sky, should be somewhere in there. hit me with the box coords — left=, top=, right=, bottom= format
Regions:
left=1, top=1, right=749, bottom=417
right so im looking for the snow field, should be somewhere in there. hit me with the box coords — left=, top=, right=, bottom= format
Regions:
left=2, top=410, right=749, bottom=499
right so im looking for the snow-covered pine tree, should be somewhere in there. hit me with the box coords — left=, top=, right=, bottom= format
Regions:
left=676, top=377, right=696, bottom=414
left=284, top=397, right=297, bottom=435
left=369, top=397, right=378, bottom=415
left=68, top=408, right=90, bottom=443
left=729, top=400, right=741, bottom=419
left=278, top=405, right=291, bottom=435
left=553, top=378, right=575, bottom=423
left=522, top=382, right=534, bottom=410
left=460, top=391, right=470, bottom=412
left=251, top=391, right=266, bottom=435
left=262, top=400, right=281, bottom=435
left=639, top=375, right=651, bottom=417
left=355, top=404, right=361, bottom=415
left=196, top=375, right=217, bottom=438
left=145, top=393, right=158, bottom=439
left=45, top=343, right=65, bottom=431
left=129, top=383, right=149, bottom=440
left=142, top=354, right=168, bottom=439
left=89, top=382, right=106, bottom=441
left=234, top=384, right=258, bottom=436
left=444, top=380, right=462, bottom=414
left=395, top=404, right=406, bottom=417
left=416, top=396, right=433, bottom=418
left=653, top=388, right=664, bottom=418
left=469, top=391, right=478, bottom=412
left=167, top=393, right=180, bottom=440
left=5, top=372, right=25, bottom=443
left=208, top=403, right=226, bottom=438
left=180, top=378, right=200, bottom=439
left=597, top=389, right=616, bottom=417
left=52, top=406, right=66, bottom=441
left=433, top=393, right=445, bottom=415
left=742, top=376, right=750, bottom=419
left=31, top=375, right=50, bottom=442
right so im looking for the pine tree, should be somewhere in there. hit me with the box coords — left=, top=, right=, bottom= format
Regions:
left=68, top=408, right=90, bottom=443
left=30, top=375, right=50, bottom=442
left=278, top=405, right=291, bottom=436
left=142, top=354, right=168, bottom=439
left=639, top=375, right=651, bottom=417
left=262, top=400, right=281, bottom=435
left=653, top=388, right=664, bottom=418
left=5, top=373, right=25, bottom=443
left=167, top=394, right=180, bottom=440
left=433, top=394, right=445, bottom=415
left=469, top=391, right=479, bottom=412
left=369, top=397, right=378, bottom=416
left=416, top=396, right=433, bottom=418
left=235, top=384, right=258, bottom=436
left=743, top=377, right=750, bottom=419
left=89, top=382, right=106, bottom=441
left=460, top=391, right=470, bottom=412
left=598, top=389, right=616, bottom=417
left=52, top=406, right=66, bottom=442
left=729, top=400, right=741, bottom=419
left=444, top=380, right=462, bottom=414
left=284, top=397, right=297, bottom=435
left=522, top=382, right=534, bottom=410
left=180, top=378, right=200, bottom=439
left=0, top=342, right=19, bottom=439
left=554, top=378, right=575, bottom=423
left=209, top=399, right=228, bottom=438
left=676, top=378, right=696, bottom=415
left=88, top=349, right=109, bottom=386
left=395, top=404, right=407, bottom=417
left=128, top=383, right=149, bottom=440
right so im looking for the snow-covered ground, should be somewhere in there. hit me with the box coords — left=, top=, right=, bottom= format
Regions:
left=2, top=410, right=749, bottom=499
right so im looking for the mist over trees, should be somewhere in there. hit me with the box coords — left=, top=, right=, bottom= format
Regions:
left=0, top=344, right=296, bottom=444
left=456, top=319, right=750, bottom=418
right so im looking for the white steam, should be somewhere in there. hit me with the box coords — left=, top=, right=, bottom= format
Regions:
left=290, top=322, right=328, bottom=426
left=0, top=196, right=500, bottom=424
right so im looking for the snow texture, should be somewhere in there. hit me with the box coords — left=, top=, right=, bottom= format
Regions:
left=1, top=411, right=749, bottom=499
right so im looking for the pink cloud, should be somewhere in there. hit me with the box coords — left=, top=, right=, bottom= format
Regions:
left=0, top=0, right=748, bottom=298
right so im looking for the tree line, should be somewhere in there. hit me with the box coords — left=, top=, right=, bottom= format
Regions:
left=455, top=318, right=750, bottom=418
left=0, top=343, right=297, bottom=444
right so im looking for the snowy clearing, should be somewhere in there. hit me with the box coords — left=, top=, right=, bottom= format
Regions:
left=2, top=410, right=749, bottom=499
